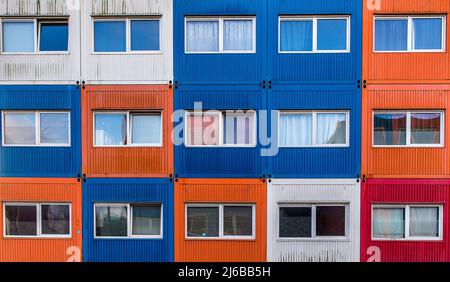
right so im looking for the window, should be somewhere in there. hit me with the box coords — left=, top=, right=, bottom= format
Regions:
left=279, top=111, right=349, bottom=147
left=185, top=17, right=256, bottom=53
left=186, top=204, right=254, bottom=239
left=374, top=16, right=445, bottom=52
left=185, top=111, right=256, bottom=147
left=94, top=203, right=162, bottom=238
left=93, top=18, right=160, bottom=53
left=373, top=111, right=443, bottom=147
left=1, top=19, right=69, bottom=53
left=2, top=111, right=70, bottom=146
left=4, top=203, right=71, bottom=238
left=279, top=204, right=347, bottom=238
left=372, top=205, right=442, bottom=240
left=279, top=16, right=350, bottom=53
left=94, top=111, right=162, bottom=147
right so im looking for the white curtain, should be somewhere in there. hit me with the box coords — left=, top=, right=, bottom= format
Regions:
left=224, top=114, right=253, bottom=145
left=279, top=114, right=312, bottom=146
left=223, top=20, right=253, bottom=51
left=410, top=207, right=439, bottom=237
left=413, top=18, right=442, bottom=50
left=316, top=113, right=347, bottom=145
left=186, top=21, right=219, bottom=52
left=373, top=208, right=405, bottom=239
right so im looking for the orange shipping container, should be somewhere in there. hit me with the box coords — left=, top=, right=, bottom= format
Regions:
left=362, top=84, right=450, bottom=178
left=0, top=178, right=82, bottom=262
left=82, top=85, right=173, bottom=178
left=174, top=179, right=266, bottom=262
left=363, top=0, right=450, bottom=84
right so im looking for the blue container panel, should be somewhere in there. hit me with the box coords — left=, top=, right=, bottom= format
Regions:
left=82, top=178, right=174, bottom=262
left=0, top=85, right=81, bottom=178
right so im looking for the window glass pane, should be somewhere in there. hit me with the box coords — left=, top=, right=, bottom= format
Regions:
left=131, top=20, right=160, bottom=51
left=95, top=205, right=128, bottom=237
left=373, top=208, right=405, bottom=239
left=41, top=205, right=70, bottom=235
left=131, top=113, right=161, bottom=145
left=413, top=18, right=442, bottom=50
left=410, top=207, right=439, bottom=237
left=40, top=113, right=69, bottom=144
left=223, top=20, right=253, bottom=51
left=94, top=21, right=126, bottom=52
left=186, top=21, right=219, bottom=52
left=223, top=206, right=253, bottom=236
left=280, top=20, right=313, bottom=52
left=39, top=22, right=68, bottom=51
left=317, top=19, right=347, bottom=51
left=4, top=113, right=36, bottom=145
left=132, top=205, right=161, bottom=236
left=186, top=207, right=219, bottom=237
left=375, top=19, right=408, bottom=51
left=373, top=113, right=407, bottom=145
left=2, top=22, right=34, bottom=52
left=95, top=114, right=127, bottom=146
left=223, top=113, right=254, bottom=145
left=279, top=207, right=312, bottom=238
left=186, top=113, right=220, bottom=146
left=279, top=113, right=312, bottom=146
left=316, top=206, right=346, bottom=236
left=4, top=205, right=37, bottom=236
left=316, top=113, right=347, bottom=145
left=411, top=113, right=441, bottom=145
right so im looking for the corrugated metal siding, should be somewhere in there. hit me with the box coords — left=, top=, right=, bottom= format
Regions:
left=0, top=178, right=82, bottom=262
left=268, top=0, right=362, bottom=84
left=362, top=85, right=450, bottom=178
left=0, top=0, right=80, bottom=83
left=81, top=0, right=173, bottom=84
left=82, top=85, right=173, bottom=178
left=363, top=0, right=450, bottom=83
left=82, top=178, right=174, bottom=262
left=174, top=179, right=266, bottom=262
left=267, top=179, right=360, bottom=262
left=0, top=85, right=81, bottom=178
left=268, top=85, right=361, bottom=178
left=361, top=179, right=450, bottom=262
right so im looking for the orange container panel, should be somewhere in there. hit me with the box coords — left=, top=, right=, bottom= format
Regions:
left=0, top=178, right=82, bottom=262
left=82, top=85, right=173, bottom=178
left=362, top=84, right=450, bottom=178
left=174, top=179, right=266, bottom=262
left=363, top=0, right=450, bottom=84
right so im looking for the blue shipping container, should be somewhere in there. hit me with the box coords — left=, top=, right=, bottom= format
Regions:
left=82, top=178, right=174, bottom=262
left=0, top=85, right=81, bottom=178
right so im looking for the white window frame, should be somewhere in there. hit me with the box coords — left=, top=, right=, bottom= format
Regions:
left=93, top=203, right=163, bottom=239
left=185, top=203, right=256, bottom=240
left=278, top=15, right=351, bottom=54
left=1, top=110, right=71, bottom=147
left=93, top=111, right=163, bottom=148
left=92, top=17, right=162, bottom=54
left=278, top=110, right=350, bottom=148
left=372, top=111, right=444, bottom=148
left=371, top=204, right=444, bottom=241
left=184, top=110, right=257, bottom=148
left=3, top=202, right=72, bottom=239
left=184, top=16, right=257, bottom=54
left=277, top=203, right=349, bottom=241
left=373, top=15, right=446, bottom=53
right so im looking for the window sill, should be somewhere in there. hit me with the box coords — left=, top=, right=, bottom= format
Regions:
left=276, top=238, right=350, bottom=243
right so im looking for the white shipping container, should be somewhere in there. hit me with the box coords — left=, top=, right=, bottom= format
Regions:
left=267, top=179, right=361, bottom=262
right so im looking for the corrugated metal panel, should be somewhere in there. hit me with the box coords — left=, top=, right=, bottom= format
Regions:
left=362, top=85, right=450, bottom=178
left=267, top=179, right=360, bottom=262
left=82, top=178, right=174, bottom=262
left=174, top=0, right=266, bottom=84
left=268, top=0, right=362, bottom=84
left=82, top=85, right=173, bottom=178
left=0, top=85, right=81, bottom=178
left=268, top=85, right=361, bottom=178
left=363, top=0, right=450, bottom=84
left=174, top=178, right=266, bottom=262
left=81, top=0, right=173, bottom=84
left=0, top=178, right=82, bottom=262
left=0, top=0, right=80, bottom=84
left=361, top=179, right=450, bottom=262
